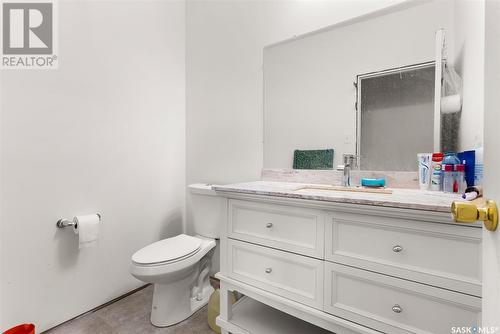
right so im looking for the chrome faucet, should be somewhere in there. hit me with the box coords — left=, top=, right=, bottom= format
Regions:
left=338, top=154, right=358, bottom=187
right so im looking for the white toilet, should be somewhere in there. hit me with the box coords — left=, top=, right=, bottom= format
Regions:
left=129, top=184, right=223, bottom=327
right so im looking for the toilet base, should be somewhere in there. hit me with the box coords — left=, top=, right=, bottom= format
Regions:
left=129, top=236, right=217, bottom=328
left=150, top=266, right=214, bottom=327
left=190, top=283, right=215, bottom=315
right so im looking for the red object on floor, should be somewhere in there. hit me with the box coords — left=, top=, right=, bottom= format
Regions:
left=2, top=324, right=35, bottom=334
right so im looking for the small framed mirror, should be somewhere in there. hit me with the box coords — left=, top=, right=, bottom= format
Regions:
left=356, top=62, right=436, bottom=171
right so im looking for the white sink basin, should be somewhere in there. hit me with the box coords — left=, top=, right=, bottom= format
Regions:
left=294, top=184, right=393, bottom=194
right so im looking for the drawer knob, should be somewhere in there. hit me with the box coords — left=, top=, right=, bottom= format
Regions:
left=392, top=304, right=403, bottom=313
left=392, top=245, right=403, bottom=253
left=266, top=223, right=273, bottom=228
left=265, top=268, right=272, bottom=273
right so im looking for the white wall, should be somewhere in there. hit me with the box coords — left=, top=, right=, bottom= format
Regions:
left=454, top=0, right=485, bottom=150
left=185, top=0, right=406, bottom=232
left=0, top=1, right=185, bottom=331
left=263, top=0, right=454, bottom=169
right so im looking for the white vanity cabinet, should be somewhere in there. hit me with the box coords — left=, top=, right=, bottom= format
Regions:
left=325, top=211, right=482, bottom=296
left=227, top=239, right=324, bottom=309
left=324, top=262, right=481, bottom=334
left=216, top=193, right=482, bottom=334
left=228, top=199, right=325, bottom=258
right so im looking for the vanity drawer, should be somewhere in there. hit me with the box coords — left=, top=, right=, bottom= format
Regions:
left=324, top=262, right=481, bottom=334
left=228, top=199, right=325, bottom=258
left=227, top=239, right=324, bottom=309
left=325, top=212, right=482, bottom=296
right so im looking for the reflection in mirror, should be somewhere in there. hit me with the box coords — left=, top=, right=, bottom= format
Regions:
left=263, top=0, right=463, bottom=172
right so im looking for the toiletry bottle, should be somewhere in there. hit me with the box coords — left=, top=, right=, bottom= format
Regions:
left=430, top=153, right=444, bottom=191
left=457, top=151, right=475, bottom=186
left=456, top=164, right=467, bottom=194
left=452, top=165, right=458, bottom=193
left=443, top=164, right=455, bottom=193
left=474, top=147, right=484, bottom=186
left=442, top=152, right=460, bottom=192
left=443, top=152, right=460, bottom=168
left=417, top=153, right=432, bottom=190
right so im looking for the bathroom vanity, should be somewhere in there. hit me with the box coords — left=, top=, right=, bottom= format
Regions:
left=212, top=1, right=488, bottom=332
left=214, top=181, right=482, bottom=334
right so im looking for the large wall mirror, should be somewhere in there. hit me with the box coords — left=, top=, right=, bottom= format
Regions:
left=263, top=0, right=460, bottom=172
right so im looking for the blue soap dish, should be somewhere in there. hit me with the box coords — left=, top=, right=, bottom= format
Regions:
left=361, top=178, right=386, bottom=187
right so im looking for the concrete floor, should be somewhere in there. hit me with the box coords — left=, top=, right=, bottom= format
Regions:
left=44, top=286, right=216, bottom=334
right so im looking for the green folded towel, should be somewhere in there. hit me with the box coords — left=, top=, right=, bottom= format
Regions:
left=293, top=149, right=334, bottom=170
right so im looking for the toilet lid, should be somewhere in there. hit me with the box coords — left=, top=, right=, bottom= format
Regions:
left=132, top=234, right=202, bottom=265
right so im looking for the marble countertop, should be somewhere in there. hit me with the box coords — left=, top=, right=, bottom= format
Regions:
left=213, top=181, right=465, bottom=213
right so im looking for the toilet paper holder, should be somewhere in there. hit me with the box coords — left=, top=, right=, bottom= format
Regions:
left=56, top=213, right=102, bottom=228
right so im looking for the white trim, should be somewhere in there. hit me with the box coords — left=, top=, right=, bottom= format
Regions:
left=263, top=0, right=431, bottom=50
left=434, top=29, right=445, bottom=151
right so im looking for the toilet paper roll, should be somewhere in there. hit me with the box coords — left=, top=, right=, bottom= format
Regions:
left=73, top=214, right=100, bottom=249
left=441, top=94, right=461, bottom=114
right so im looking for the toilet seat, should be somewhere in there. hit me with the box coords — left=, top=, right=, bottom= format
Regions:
left=132, top=234, right=202, bottom=266
left=130, top=236, right=216, bottom=285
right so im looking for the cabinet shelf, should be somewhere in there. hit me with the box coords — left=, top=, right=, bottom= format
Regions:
left=217, top=296, right=331, bottom=334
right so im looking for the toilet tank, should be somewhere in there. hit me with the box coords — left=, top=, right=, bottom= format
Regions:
left=188, top=183, right=224, bottom=239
